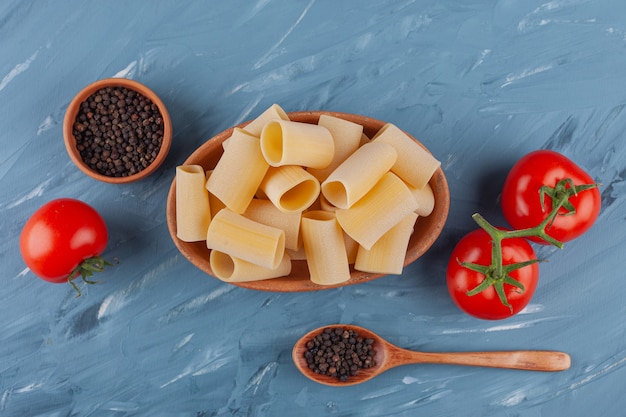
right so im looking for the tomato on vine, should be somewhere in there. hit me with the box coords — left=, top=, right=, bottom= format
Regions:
left=20, top=198, right=113, bottom=296
left=501, top=150, right=601, bottom=244
left=446, top=149, right=600, bottom=320
left=446, top=228, right=540, bottom=320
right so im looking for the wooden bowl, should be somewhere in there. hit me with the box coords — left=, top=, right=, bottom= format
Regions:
left=166, top=111, right=450, bottom=291
left=63, top=78, right=172, bottom=184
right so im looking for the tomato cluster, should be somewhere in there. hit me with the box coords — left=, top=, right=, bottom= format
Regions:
left=446, top=150, right=601, bottom=320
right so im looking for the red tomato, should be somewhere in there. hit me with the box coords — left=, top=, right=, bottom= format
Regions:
left=446, top=229, right=539, bottom=320
left=501, top=150, right=601, bottom=244
left=20, top=198, right=108, bottom=284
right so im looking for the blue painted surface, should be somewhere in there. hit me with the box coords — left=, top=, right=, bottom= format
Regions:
left=1, top=1, right=625, bottom=415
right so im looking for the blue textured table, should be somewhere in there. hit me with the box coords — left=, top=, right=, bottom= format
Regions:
left=2, top=1, right=625, bottom=416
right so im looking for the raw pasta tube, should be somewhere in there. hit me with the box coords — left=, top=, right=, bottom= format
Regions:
left=210, top=250, right=292, bottom=282
left=336, top=172, right=419, bottom=250
left=319, top=192, right=337, bottom=212
left=259, top=165, right=320, bottom=213
left=205, top=170, right=226, bottom=218
left=286, top=246, right=307, bottom=261
left=260, top=120, right=334, bottom=168
left=355, top=212, right=418, bottom=275
left=408, top=182, right=435, bottom=217
left=301, top=210, right=351, bottom=285
left=308, top=114, right=363, bottom=181
left=321, top=141, right=398, bottom=209
left=206, top=208, right=285, bottom=270
left=242, top=104, right=289, bottom=136
left=371, top=123, right=441, bottom=189
left=243, top=199, right=302, bottom=250
left=176, top=165, right=211, bottom=242
left=305, top=198, right=358, bottom=262
left=206, top=128, right=269, bottom=214
left=344, top=233, right=359, bottom=264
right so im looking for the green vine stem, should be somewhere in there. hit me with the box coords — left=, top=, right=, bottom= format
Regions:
left=68, top=256, right=117, bottom=297
left=460, top=178, right=600, bottom=309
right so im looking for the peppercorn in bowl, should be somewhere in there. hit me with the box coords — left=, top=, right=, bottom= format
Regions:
left=63, top=78, right=172, bottom=183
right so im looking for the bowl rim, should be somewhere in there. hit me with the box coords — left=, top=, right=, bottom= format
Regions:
left=63, top=77, right=172, bottom=184
left=166, top=110, right=450, bottom=292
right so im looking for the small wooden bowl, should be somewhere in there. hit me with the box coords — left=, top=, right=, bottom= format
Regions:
left=166, top=111, right=450, bottom=292
left=63, top=78, right=172, bottom=184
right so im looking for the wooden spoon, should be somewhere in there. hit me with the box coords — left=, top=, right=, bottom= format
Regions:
left=292, top=324, right=571, bottom=386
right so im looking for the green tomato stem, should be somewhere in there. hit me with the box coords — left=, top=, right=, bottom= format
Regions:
left=463, top=178, right=599, bottom=309
left=68, top=256, right=117, bottom=297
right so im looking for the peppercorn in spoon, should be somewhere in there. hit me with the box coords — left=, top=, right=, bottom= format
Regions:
left=292, top=324, right=571, bottom=386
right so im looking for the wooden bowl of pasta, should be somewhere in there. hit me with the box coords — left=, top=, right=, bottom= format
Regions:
left=166, top=109, right=449, bottom=292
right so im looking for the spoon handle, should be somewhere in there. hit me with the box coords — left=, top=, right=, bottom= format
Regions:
left=389, top=347, right=571, bottom=372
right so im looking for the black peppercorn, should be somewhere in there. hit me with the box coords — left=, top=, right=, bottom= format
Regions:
left=72, top=86, right=164, bottom=178
left=303, top=327, right=376, bottom=382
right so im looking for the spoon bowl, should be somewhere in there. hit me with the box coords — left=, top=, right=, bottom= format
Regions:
left=292, top=324, right=571, bottom=386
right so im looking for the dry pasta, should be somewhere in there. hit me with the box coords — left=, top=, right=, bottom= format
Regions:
left=242, top=103, right=290, bottom=137
left=210, top=250, right=292, bottom=282
left=259, top=165, right=320, bottom=213
left=372, top=123, right=440, bottom=189
left=408, top=182, right=435, bottom=217
left=205, top=170, right=226, bottom=218
left=176, top=104, right=442, bottom=285
left=286, top=246, right=307, bottom=261
left=355, top=212, right=418, bottom=275
left=335, top=172, right=419, bottom=250
left=176, top=165, right=211, bottom=242
left=344, top=233, right=359, bottom=264
left=308, top=114, right=363, bottom=181
left=318, top=192, right=337, bottom=212
left=206, top=208, right=285, bottom=270
left=243, top=199, right=302, bottom=250
left=301, top=210, right=351, bottom=285
left=206, top=128, right=269, bottom=214
left=321, top=141, right=397, bottom=209
left=260, top=119, right=334, bottom=168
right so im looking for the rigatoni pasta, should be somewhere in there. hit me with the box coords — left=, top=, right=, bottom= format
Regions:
left=286, top=246, right=307, bottom=261
left=259, top=165, right=320, bottom=213
left=321, top=141, right=397, bottom=209
left=205, top=170, right=227, bottom=218
left=243, top=199, right=302, bottom=251
left=308, top=114, right=363, bottom=181
left=175, top=165, right=211, bottom=242
left=242, top=103, right=290, bottom=137
left=210, top=249, right=292, bottom=282
left=408, top=182, right=435, bottom=217
left=344, top=233, right=359, bottom=265
left=355, top=212, right=418, bottom=274
left=206, top=128, right=269, bottom=214
left=319, top=192, right=337, bottom=213
left=260, top=120, right=334, bottom=168
left=372, top=123, right=441, bottom=189
left=301, top=210, right=351, bottom=286
left=206, top=208, right=285, bottom=270
left=175, top=106, right=442, bottom=286
left=335, top=172, right=419, bottom=250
